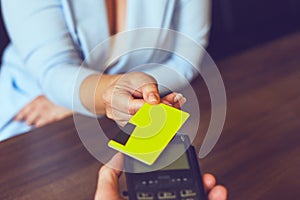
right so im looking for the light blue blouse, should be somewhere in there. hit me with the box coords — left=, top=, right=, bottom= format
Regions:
left=0, top=0, right=210, bottom=141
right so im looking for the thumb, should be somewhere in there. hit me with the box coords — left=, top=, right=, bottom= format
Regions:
left=95, top=153, right=124, bottom=200
left=141, top=83, right=160, bottom=104
left=106, top=152, right=124, bottom=173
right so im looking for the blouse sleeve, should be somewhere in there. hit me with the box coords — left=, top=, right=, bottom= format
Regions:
left=141, top=0, right=211, bottom=94
left=2, top=0, right=97, bottom=115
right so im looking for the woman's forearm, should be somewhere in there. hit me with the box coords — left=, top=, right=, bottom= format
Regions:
left=80, top=74, right=121, bottom=115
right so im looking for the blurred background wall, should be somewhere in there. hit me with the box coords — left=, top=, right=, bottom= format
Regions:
left=207, top=0, right=300, bottom=60
left=1, top=0, right=300, bottom=64
left=0, top=3, right=9, bottom=65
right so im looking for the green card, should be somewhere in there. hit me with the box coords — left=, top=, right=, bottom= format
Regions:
left=108, top=103, right=190, bottom=165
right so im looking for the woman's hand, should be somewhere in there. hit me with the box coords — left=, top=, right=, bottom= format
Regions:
left=102, top=72, right=187, bottom=125
left=81, top=72, right=186, bottom=126
left=102, top=72, right=161, bottom=125
left=14, top=95, right=72, bottom=127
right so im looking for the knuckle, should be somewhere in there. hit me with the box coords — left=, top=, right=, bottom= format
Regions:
left=102, top=88, right=113, bottom=104
left=128, top=107, right=135, bottom=115
left=128, top=103, right=138, bottom=115
left=127, top=103, right=134, bottom=115
left=26, top=119, right=33, bottom=125
left=106, top=110, right=113, bottom=120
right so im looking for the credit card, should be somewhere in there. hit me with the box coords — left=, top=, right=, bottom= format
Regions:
left=108, top=103, right=190, bottom=165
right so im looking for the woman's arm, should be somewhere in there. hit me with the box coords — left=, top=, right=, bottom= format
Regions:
left=2, top=0, right=96, bottom=115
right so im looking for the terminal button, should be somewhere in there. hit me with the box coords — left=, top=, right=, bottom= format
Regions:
left=136, top=192, right=154, bottom=200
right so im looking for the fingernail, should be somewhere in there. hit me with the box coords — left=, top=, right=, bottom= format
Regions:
left=149, top=93, right=158, bottom=103
left=174, top=93, right=183, bottom=102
